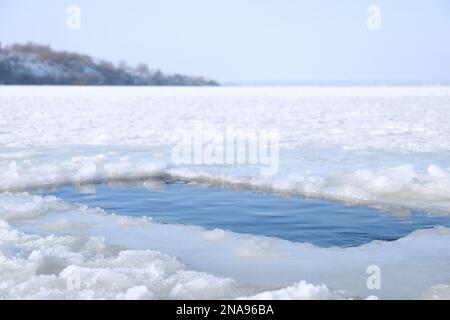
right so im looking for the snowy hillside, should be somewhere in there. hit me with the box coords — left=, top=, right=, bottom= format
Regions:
left=0, top=43, right=219, bottom=86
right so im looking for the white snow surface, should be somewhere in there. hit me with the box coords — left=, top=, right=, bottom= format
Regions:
left=1, top=86, right=450, bottom=151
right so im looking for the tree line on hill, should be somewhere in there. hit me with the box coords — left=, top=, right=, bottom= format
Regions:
left=0, top=43, right=219, bottom=86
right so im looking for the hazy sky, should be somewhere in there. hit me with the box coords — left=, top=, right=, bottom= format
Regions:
left=1, top=0, right=449, bottom=83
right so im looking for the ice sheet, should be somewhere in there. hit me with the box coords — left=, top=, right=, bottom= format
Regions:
left=1, top=86, right=450, bottom=299
left=1, top=86, right=450, bottom=152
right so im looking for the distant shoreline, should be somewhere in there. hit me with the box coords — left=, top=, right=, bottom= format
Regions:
left=222, top=81, right=450, bottom=87
left=0, top=43, right=219, bottom=86
left=1, top=83, right=449, bottom=88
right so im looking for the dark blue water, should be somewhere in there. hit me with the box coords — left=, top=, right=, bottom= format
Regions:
left=40, top=181, right=450, bottom=248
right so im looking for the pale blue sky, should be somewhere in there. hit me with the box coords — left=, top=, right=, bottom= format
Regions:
left=1, top=0, right=449, bottom=83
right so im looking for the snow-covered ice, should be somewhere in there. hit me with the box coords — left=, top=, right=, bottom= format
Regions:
left=1, top=86, right=450, bottom=151
left=1, top=86, right=450, bottom=299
